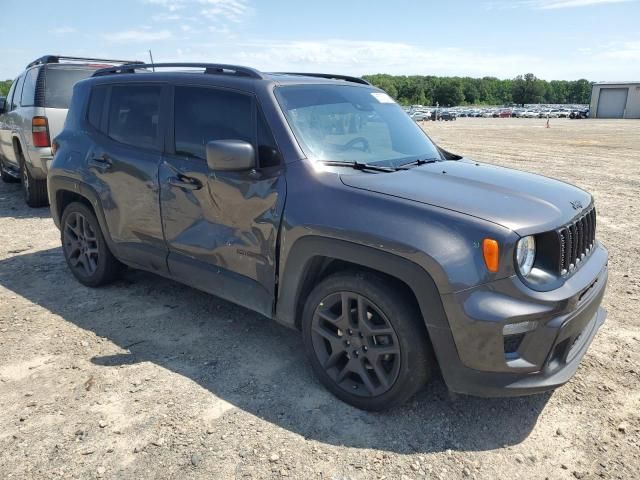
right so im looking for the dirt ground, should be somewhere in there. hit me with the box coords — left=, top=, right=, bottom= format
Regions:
left=0, top=118, right=638, bottom=480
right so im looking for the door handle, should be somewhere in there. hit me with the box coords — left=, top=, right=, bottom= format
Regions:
left=88, top=154, right=112, bottom=171
left=168, top=175, right=203, bottom=191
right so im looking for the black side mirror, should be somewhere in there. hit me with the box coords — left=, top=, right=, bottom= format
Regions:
left=0, top=99, right=6, bottom=114
left=206, top=139, right=255, bottom=172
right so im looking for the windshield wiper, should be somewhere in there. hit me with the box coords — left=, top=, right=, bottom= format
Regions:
left=396, top=158, right=440, bottom=170
left=321, top=160, right=397, bottom=173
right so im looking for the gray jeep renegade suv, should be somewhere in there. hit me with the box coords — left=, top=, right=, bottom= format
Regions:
left=48, top=63, right=608, bottom=410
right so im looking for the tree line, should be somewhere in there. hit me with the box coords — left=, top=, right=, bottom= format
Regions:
left=362, top=73, right=592, bottom=107
left=1, top=73, right=592, bottom=107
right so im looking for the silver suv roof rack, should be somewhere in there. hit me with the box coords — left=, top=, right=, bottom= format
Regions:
left=27, top=55, right=143, bottom=69
left=92, top=62, right=265, bottom=79
left=276, top=72, right=371, bottom=85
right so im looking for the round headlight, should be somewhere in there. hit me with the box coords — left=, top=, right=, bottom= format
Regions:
left=516, top=236, right=536, bottom=277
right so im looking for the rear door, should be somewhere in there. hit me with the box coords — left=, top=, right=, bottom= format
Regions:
left=159, top=84, right=286, bottom=317
left=0, top=78, right=18, bottom=165
left=84, top=82, right=168, bottom=273
left=0, top=74, right=25, bottom=167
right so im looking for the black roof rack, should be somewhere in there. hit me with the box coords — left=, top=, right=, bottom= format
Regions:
left=27, top=55, right=143, bottom=69
left=92, top=62, right=265, bottom=79
left=276, top=72, right=371, bottom=85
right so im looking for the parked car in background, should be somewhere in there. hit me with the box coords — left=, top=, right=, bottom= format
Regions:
left=49, top=62, right=608, bottom=410
left=0, top=55, right=140, bottom=206
left=439, top=111, right=456, bottom=121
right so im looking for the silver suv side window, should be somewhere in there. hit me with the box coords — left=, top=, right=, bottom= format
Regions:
left=107, top=85, right=162, bottom=150
left=21, top=68, right=39, bottom=107
left=10, top=74, right=25, bottom=111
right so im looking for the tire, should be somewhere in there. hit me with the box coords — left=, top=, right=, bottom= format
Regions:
left=1, top=158, right=19, bottom=183
left=19, top=152, right=48, bottom=207
left=61, top=202, right=122, bottom=287
left=301, top=270, right=433, bottom=411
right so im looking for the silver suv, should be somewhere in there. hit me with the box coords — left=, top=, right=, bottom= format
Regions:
left=0, top=55, right=138, bottom=206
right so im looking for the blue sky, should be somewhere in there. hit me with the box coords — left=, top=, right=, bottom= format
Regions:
left=1, top=0, right=639, bottom=81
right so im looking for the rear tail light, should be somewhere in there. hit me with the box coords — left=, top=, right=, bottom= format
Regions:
left=32, top=116, right=50, bottom=148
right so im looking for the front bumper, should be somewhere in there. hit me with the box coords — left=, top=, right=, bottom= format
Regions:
left=431, top=242, right=608, bottom=397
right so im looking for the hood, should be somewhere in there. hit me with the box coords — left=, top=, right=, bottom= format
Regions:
left=340, top=159, right=592, bottom=236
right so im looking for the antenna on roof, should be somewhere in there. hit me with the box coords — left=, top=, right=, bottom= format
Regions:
left=148, top=50, right=155, bottom=72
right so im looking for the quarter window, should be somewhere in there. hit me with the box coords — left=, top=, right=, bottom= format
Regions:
left=21, top=68, right=39, bottom=107
left=87, top=85, right=108, bottom=131
left=107, top=85, right=162, bottom=150
left=174, top=86, right=252, bottom=161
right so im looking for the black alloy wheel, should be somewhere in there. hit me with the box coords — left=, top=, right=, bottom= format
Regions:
left=302, top=271, right=433, bottom=410
left=63, top=211, right=100, bottom=278
left=310, top=291, right=402, bottom=397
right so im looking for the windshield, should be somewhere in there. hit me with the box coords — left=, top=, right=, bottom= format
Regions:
left=44, top=67, right=95, bottom=109
left=275, top=85, right=442, bottom=167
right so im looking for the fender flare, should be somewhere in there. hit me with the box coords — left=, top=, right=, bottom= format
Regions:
left=275, top=236, right=450, bottom=332
left=49, top=175, right=119, bottom=255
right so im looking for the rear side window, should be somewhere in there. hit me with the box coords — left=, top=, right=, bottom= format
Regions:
left=174, top=86, right=252, bottom=160
left=107, top=85, right=162, bottom=150
left=44, top=68, right=94, bottom=109
left=10, top=74, right=24, bottom=110
left=87, top=85, right=108, bottom=130
left=21, top=68, right=39, bottom=107
left=5, top=80, right=16, bottom=110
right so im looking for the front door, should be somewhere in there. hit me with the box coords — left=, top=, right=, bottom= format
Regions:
left=159, top=85, right=286, bottom=317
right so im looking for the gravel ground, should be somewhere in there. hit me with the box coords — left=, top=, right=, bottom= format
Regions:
left=0, top=118, right=638, bottom=479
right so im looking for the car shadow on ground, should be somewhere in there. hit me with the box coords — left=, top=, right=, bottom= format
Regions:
left=0, top=182, right=51, bottom=219
left=0, top=247, right=552, bottom=454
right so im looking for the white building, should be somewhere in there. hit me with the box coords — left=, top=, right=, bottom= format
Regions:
left=590, top=82, right=640, bottom=119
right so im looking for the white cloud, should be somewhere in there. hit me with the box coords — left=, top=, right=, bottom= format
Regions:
left=50, top=26, right=76, bottom=35
left=145, top=0, right=251, bottom=23
left=103, top=29, right=173, bottom=43
left=165, top=37, right=640, bottom=80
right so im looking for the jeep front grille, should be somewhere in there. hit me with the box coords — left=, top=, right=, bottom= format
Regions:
left=557, top=207, right=596, bottom=275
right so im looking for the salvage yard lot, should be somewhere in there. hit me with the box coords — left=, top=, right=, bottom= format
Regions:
left=0, top=118, right=638, bottom=479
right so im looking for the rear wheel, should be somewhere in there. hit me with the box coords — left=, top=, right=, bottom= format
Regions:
left=302, top=270, right=433, bottom=410
left=61, top=202, right=122, bottom=287
left=19, top=152, right=48, bottom=207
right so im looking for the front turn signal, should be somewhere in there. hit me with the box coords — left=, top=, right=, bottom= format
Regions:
left=482, top=238, right=500, bottom=273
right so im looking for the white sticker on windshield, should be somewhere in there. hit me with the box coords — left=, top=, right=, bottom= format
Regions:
left=371, top=92, right=395, bottom=104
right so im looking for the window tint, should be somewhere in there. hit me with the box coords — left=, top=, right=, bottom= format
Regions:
left=107, top=85, right=162, bottom=150
left=174, top=86, right=252, bottom=161
left=10, top=74, right=25, bottom=110
left=44, top=67, right=94, bottom=109
left=21, top=68, right=39, bottom=106
left=87, top=85, right=108, bottom=130
left=257, top=107, right=281, bottom=167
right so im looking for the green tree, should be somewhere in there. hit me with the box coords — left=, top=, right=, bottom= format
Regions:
left=512, top=73, right=545, bottom=106
left=433, top=79, right=464, bottom=106
left=0, top=80, right=12, bottom=97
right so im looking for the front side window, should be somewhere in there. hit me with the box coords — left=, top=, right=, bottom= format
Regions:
left=21, top=68, right=39, bottom=107
left=107, top=85, right=162, bottom=150
left=275, top=85, right=442, bottom=167
left=44, top=67, right=95, bottom=109
left=174, top=86, right=252, bottom=161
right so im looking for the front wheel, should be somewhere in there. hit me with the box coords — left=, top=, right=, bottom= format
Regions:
left=302, top=270, right=433, bottom=410
left=61, top=202, right=122, bottom=287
